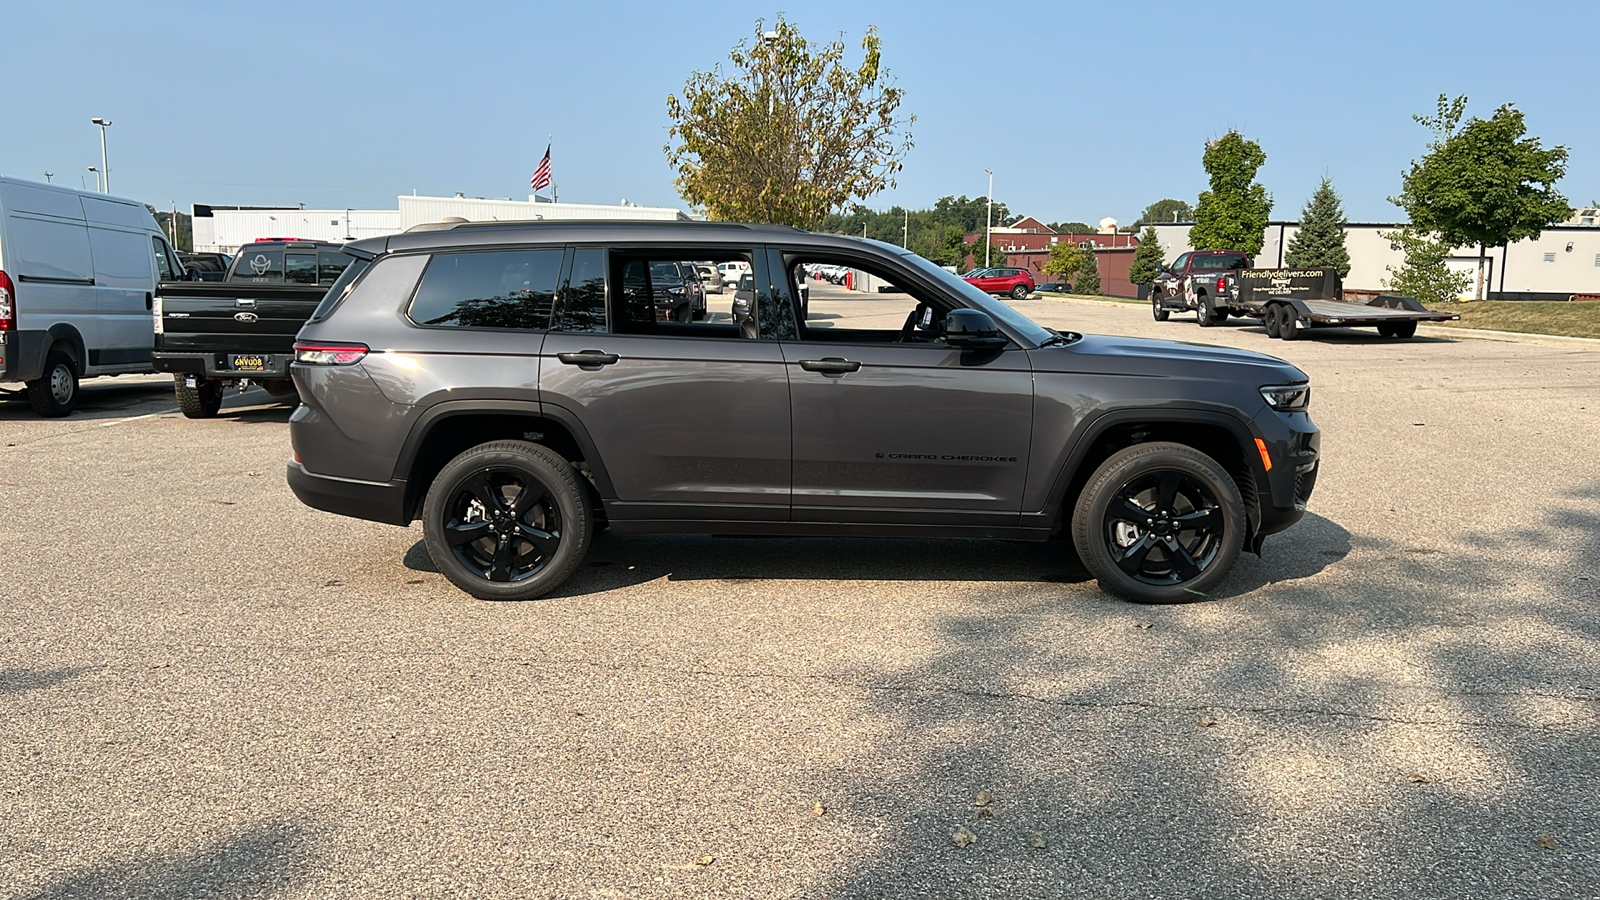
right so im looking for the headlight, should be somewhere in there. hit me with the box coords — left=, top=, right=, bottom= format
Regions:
left=1260, top=383, right=1311, bottom=411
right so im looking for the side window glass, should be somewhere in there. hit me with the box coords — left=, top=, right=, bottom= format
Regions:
left=555, top=248, right=608, bottom=333
left=781, top=254, right=945, bottom=344
left=408, top=249, right=561, bottom=330
left=236, top=248, right=284, bottom=282
left=609, top=250, right=758, bottom=338
left=1173, top=253, right=1191, bottom=273
left=152, top=237, right=175, bottom=280
left=285, top=253, right=317, bottom=284
left=318, top=250, right=351, bottom=284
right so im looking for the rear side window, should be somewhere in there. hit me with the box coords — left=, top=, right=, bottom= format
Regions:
left=306, top=256, right=372, bottom=324
left=234, top=248, right=284, bottom=282
left=554, top=248, right=607, bottom=333
left=408, top=249, right=562, bottom=330
left=318, top=251, right=351, bottom=284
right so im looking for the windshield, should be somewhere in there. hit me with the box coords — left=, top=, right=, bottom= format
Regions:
left=896, top=251, right=1054, bottom=347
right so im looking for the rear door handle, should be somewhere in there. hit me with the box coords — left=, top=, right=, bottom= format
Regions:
left=556, top=350, right=620, bottom=367
left=799, top=357, right=861, bottom=374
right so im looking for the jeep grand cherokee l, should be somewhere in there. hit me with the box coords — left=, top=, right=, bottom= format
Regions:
left=286, top=221, right=1319, bottom=604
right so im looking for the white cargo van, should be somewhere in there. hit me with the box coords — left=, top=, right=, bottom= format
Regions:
left=0, top=176, right=185, bottom=416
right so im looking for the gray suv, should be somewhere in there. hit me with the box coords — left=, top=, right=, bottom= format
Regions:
left=287, top=221, right=1319, bottom=604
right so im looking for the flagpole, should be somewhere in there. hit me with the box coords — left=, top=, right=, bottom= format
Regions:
left=549, top=134, right=556, bottom=204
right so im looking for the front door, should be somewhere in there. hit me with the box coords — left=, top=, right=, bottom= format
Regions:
left=538, top=245, right=791, bottom=524
left=776, top=250, right=1034, bottom=528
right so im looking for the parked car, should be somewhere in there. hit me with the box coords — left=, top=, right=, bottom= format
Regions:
left=1034, top=282, right=1072, bottom=294
left=964, top=266, right=1035, bottom=299
left=287, top=220, right=1319, bottom=605
left=179, top=252, right=232, bottom=282
left=695, top=264, right=724, bottom=294
left=152, top=240, right=353, bottom=416
left=0, top=175, right=186, bottom=416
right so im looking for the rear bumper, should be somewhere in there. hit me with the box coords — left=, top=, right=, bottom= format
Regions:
left=153, top=351, right=292, bottom=380
left=286, top=459, right=410, bottom=526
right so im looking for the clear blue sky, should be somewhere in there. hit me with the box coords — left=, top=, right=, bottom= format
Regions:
left=11, top=0, right=1596, bottom=226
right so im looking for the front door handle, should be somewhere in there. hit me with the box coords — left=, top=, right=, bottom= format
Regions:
left=556, top=350, right=620, bottom=367
left=799, top=357, right=861, bottom=375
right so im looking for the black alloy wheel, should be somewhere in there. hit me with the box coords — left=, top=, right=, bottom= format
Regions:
left=423, top=441, right=590, bottom=601
left=1152, top=293, right=1170, bottom=322
left=1072, top=442, right=1245, bottom=603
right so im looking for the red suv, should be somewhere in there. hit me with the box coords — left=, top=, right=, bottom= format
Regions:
left=964, top=266, right=1035, bottom=299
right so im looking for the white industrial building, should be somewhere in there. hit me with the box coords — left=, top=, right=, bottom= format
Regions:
left=192, top=194, right=691, bottom=255
left=1147, top=221, right=1600, bottom=301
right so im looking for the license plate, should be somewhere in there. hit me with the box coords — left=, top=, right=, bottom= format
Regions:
left=230, top=354, right=268, bottom=372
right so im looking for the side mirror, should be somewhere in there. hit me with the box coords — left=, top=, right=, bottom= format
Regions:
left=944, top=309, right=1008, bottom=351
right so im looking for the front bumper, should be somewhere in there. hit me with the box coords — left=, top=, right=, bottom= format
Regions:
left=1255, top=413, right=1319, bottom=539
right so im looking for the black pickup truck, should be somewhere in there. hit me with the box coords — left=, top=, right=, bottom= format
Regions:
left=153, top=241, right=353, bottom=417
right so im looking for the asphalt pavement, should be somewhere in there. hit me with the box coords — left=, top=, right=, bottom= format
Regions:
left=1, top=305, right=1596, bottom=899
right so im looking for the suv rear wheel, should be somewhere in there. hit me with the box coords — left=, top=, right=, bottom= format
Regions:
left=1071, top=442, right=1245, bottom=604
left=422, top=440, right=591, bottom=601
left=1011, top=283, right=1030, bottom=300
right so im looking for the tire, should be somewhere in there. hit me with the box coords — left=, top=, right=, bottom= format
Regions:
left=1214, top=309, right=1230, bottom=323
left=174, top=374, right=224, bottom=419
left=422, top=440, right=592, bottom=601
left=1391, top=320, right=1417, bottom=339
left=26, top=348, right=80, bottom=417
left=1071, top=442, right=1246, bottom=604
left=1151, top=294, right=1170, bottom=322
left=1263, top=305, right=1282, bottom=338
left=1011, top=284, right=1030, bottom=300
left=1196, top=300, right=1215, bottom=327
left=1278, top=305, right=1301, bottom=341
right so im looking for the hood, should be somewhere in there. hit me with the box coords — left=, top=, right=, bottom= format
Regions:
left=1038, top=333, right=1308, bottom=382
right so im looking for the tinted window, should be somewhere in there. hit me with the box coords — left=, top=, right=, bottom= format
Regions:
left=233, top=248, right=284, bottom=282
left=153, top=237, right=175, bottom=280
left=318, top=251, right=351, bottom=283
left=1191, top=253, right=1248, bottom=271
left=555, top=248, right=607, bottom=333
left=285, top=253, right=317, bottom=284
left=409, top=249, right=561, bottom=330
left=307, top=257, right=373, bottom=324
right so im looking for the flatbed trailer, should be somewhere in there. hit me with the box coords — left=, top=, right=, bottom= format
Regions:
left=1221, top=267, right=1460, bottom=341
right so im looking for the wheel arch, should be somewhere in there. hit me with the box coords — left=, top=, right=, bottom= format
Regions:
left=1045, top=409, right=1263, bottom=544
left=394, top=400, right=615, bottom=522
left=44, top=324, right=87, bottom=374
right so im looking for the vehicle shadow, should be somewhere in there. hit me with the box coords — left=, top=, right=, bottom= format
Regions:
left=1230, top=322, right=1459, bottom=345
left=399, top=511, right=1349, bottom=603
left=0, top=667, right=90, bottom=696
left=0, top=379, right=174, bottom=422
left=13, top=820, right=317, bottom=900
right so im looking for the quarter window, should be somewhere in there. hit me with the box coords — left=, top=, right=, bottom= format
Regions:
left=409, top=249, right=562, bottom=330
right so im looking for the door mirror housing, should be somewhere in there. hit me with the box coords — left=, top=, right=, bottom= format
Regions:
left=944, top=309, right=1008, bottom=351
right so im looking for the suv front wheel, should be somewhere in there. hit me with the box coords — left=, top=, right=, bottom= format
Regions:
left=1071, top=442, right=1245, bottom=603
left=422, top=440, right=592, bottom=601
left=1011, top=283, right=1030, bottom=300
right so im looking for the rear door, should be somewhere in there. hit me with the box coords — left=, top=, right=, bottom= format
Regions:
left=538, top=244, right=792, bottom=524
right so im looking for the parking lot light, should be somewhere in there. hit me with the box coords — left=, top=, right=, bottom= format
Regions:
left=91, top=118, right=112, bottom=192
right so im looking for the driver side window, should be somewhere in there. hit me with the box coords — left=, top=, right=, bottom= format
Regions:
left=784, top=255, right=951, bottom=345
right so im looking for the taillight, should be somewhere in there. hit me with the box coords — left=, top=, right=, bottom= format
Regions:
left=293, top=341, right=369, bottom=365
left=0, top=270, right=14, bottom=331
left=1217, top=275, right=1228, bottom=291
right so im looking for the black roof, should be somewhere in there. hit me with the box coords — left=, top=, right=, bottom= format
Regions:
left=349, top=219, right=885, bottom=257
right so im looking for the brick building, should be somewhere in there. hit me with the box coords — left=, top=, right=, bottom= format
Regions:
left=965, top=217, right=1142, bottom=296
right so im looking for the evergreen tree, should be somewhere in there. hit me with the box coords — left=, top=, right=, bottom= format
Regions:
left=1380, top=228, right=1470, bottom=306
left=1127, top=227, right=1165, bottom=286
left=1189, top=131, right=1272, bottom=256
left=1284, top=177, right=1351, bottom=277
left=1075, top=251, right=1101, bottom=295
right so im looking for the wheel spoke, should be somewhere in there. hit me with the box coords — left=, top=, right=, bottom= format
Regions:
left=514, top=523, right=560, bottom=559
left=1156, top=471, right=1181, bottom=510
left=445, top=520, right=492, bottom=547
left=463, top=471, right=508, bottom=514
left=1173, top=507, right=1223, bottom=534
left=1166, top=538, right=1203, bottom=580
left=510, top=485, right=549, bottom=518
left=1108, top=497, right=1150, bottom=525
left=1113, top=534, right=1158, bottom=576
left=488, top=538, right=515, bottom=581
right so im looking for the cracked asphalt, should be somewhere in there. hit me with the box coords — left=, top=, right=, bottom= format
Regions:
left=2, top=302, right=1597, bottom=899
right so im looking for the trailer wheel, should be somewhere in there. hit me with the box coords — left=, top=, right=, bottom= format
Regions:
left=1151, top=294, right=1169, bottom=322
left=1263, top=305, right=1282, bottom=338
left=1278, top=305, right=1301, bottom=341
left=1391, top=320, right=1417, bottom=339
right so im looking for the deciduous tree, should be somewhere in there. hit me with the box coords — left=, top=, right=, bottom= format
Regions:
left=1136, top=198, right=1193, bottom=226
left=1189, top=132, right=1272, bottom=256
left=1392, top=95, right=1569, bottom=300
left=667, top=18, right=914, bottom=228
left=1284, top=177, right=1351, bottom=277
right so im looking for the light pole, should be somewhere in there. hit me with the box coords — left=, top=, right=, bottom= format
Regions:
left=43, top=171, right=53, bottom=183
left=87, top=166, right=102, bottom=192
left=984, top=168, right=994, bottom=268
left=91, top=118, right=112, bottom=192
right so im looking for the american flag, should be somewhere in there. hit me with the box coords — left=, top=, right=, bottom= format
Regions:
left=530, top=145, right=552, bottom=192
